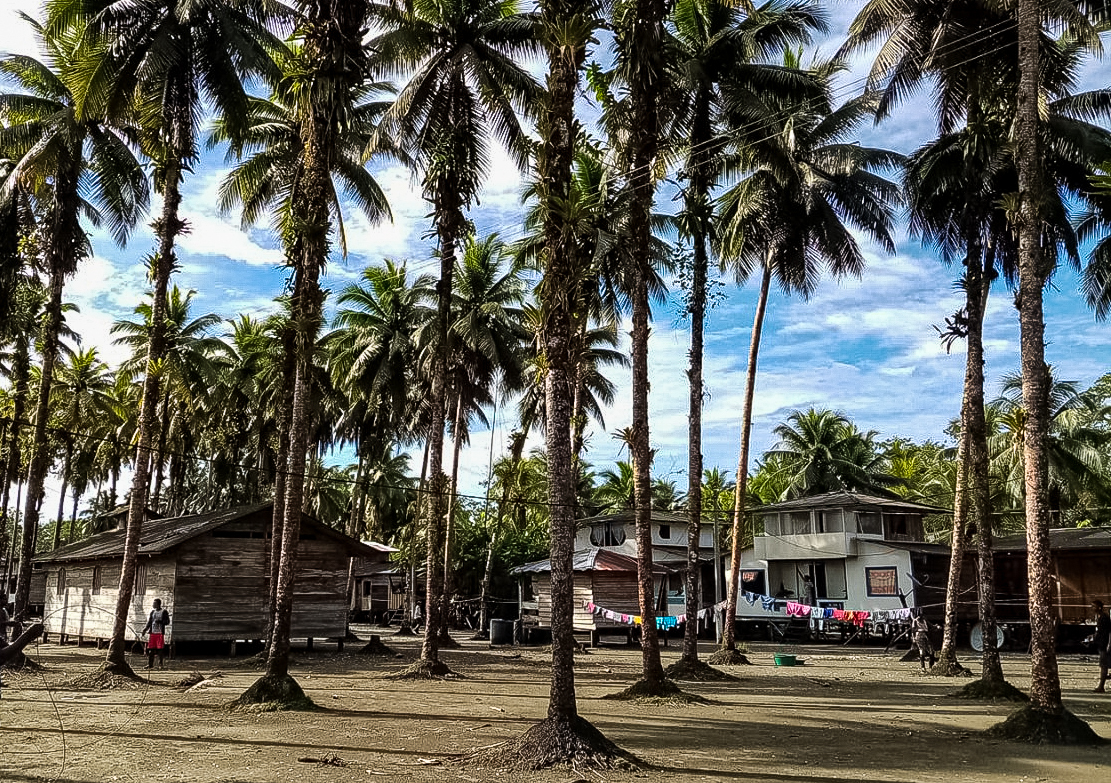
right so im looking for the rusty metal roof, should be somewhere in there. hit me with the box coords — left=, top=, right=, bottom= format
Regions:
left=34, top=503, right=380, bottom=564
left=512, top=548, right=670, bottom=575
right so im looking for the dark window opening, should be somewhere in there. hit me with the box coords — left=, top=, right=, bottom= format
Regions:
left=658, top=524, right=671, bottom=540
left=91, top=566, right=102, bottom=595
left=56, top=568, right=66, bottom=595
left=741, top=569, right=766, bottom=596
left=589, top=524, right=626, bottom=547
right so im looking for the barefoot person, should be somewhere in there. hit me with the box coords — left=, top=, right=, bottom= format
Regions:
left=1093, top=600, right=1110, bottom=693
left=141, top=598, right=171, bottom=670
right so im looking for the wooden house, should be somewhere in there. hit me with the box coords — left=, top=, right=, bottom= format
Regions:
left=32, top=503, right=379, bottom=648
left=512, top=548, right=669, bottom=644
left=993, top=526, right=1111, bottom=646
left=573, top=510, right=718, bottom=617
left=732, top=491, right=961, bottom=631
left=350, top=541, right=407, bottom=623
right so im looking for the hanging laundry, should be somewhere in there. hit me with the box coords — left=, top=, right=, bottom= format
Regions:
left=785, top=601, right=811, bottom=618
left=656, top=615, right=678, bottom=631
left=760, top=595, right=777, bottom=611
left=743, top=591, right=758, bottom=606
left=809, top=606, right=824, bottom=619
left=823, top=608, right=835, bottom=619
left=832, top=609, right=847, bottom=621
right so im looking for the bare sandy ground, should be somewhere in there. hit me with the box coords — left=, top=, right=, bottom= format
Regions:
left=3, top=631, right=1111, bottom=783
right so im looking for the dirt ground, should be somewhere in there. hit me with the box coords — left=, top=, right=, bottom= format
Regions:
left=3, top=629, right=1111, bottom=783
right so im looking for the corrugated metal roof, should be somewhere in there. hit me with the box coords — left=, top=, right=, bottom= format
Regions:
left=34, top=503, right=380, bottom=564
left=753, top=491, right=947, bottom=515
left=994, top=527, right=1111, bottom=553
left=512, top=548, right=670, bottom=575
left=576, top=510, right=690, bottom=526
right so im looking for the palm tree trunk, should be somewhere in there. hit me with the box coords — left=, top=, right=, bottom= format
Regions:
left=344, top=445, right=365, bottom=615
left=267, top=322, right=297, bottom=650
left=682, top=87, right=713, bottom=667
left=1015, top=0, right=1064, bottom=717
left=440, top=391, right=465, bottom=641
left=53, top=469, right=69, bottom=551
left=722, top=261, right=772, bottom=652
left=105, top=163, right=182, bottom=672
left=625, top=0, right=667, bottom=690
left=67, top=485, right=79, bottom=544
left=536, top=0, right=588, bottom=723
left=13, top=266, right=65, bottom=620
left=418, top=200, right=460, bottom=667
left=150, top=390, right=171, bottom=513
left=965, top=249, right=1004, bottom=685
left=937, top=417, right=968, bottom=667
left=682, top=226, right=708, bottom=665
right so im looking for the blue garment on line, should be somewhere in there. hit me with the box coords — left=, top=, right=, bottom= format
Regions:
left=743, top=591, right=758, bottom=606
left=760, top=595, right=776, bottom=611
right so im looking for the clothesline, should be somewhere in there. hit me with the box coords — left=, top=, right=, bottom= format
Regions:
left=583, top=593, right=920, bottom=629
left=582, top=599, right=729, bottom=630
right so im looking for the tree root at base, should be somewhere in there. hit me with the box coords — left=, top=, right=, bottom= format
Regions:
left=664, top=658, right=738, bottom=682
left=69, top=661, right=147, bottom=690
left=987, top=704, right=1103, bottom=745
left=229, top=673, right=316, bottom=712
left=437, top=634, right=462, bottom=650
left=356, top=638, right=396, bottom=656
left=390, top=658, right=458, bottom=680
left=392, top=626, right=417, bottom=636
left=467, top=714, right=638, bottom=771
left=954, top=678, right=1029, bottom=702
left=928, top=653, right=973, bottom=677
left=601, top=677, right=709, bottom=704
left=707, top=648, right=751, bottom=666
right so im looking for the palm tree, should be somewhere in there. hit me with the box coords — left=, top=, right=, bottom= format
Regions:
left=50, top=348, right=113, bottom=549
left=480, top=0, right=629, bottom=762
left=112, top=286, right=224, bottom=514
left=667, top=0, right=824, bottom=672
left=1, top=12, right=148, bottom=622
left=51, top=0, right=278, bottom=676
left=715, top=58, right=901, bottom=657
left=369, top=0, right=542, bottom=673
left=440, top=233, right=528, bottom=640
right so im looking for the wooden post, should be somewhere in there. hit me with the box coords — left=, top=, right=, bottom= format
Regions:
left=306, top=636, right=313, bottom=651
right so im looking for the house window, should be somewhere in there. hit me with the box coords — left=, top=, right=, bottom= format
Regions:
left=658, top=524, right=671, bottom=540
left=91, top=566, right=102, bottom=595
left=741, top=569, right=767, bottom=596
left=589, top=523, right=626, bottom=547
left=865, top=567, right=899, bottom=597
left=56, top=568, right=66, bottom=595
left=134, top=564, right=147, bottom=595
left=857, top=512, right=883, bottom=535
left=362, top=581, right=372, bottom=597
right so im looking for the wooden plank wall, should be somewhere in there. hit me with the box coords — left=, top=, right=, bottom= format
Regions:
left=1055, top=552, right=1111, bottom=623
left=173, top=521, right=269, bottom=640
left=591, top=573, right=640, bottom=628
left=43, top=556, right=176, bottom=642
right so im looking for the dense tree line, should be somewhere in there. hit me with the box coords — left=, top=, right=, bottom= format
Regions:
left=1, top=0, right=1110, bottom=760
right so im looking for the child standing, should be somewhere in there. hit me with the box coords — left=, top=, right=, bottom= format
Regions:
left=141, top=598, right=171, bottom=670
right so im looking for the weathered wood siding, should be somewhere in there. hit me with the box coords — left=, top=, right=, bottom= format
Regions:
left=42, top=555, right=176, bottom=642
left=1054, top=552, right=1111, bottom=623
left=533, top=572, right=641, bottom=631
left=591, top=573, right=641, bottom=628
left=288, top=530, right=349, bottom=638
left=172, top=521, right=269, bottom=640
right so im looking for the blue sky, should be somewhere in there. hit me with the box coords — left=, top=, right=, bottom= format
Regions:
left=1, top=3, right=1109, bottom=511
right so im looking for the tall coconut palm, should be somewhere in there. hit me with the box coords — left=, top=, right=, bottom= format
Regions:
left=111, top=285, right=224, bottom=513
left=715, top=60, right=901, bottom=656
left=667, top=0, right=825, bottom=671
left=50, top=0, right=279, bottom=675
left=1, top=12, right=148, bottom=622
left=50, top=348, right=113, bottom=549
left=439, top=233, right=528, bottom=641
left=478, top=0, right=630, bottom=762
left=368, top=0, right=542, bottom=672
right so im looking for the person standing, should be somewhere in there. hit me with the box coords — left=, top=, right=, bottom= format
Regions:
left=141, top=598, right=171, bottom=670
left=1092, top=600, right=1110, bottom=693
left=912, top=611, right=936, bottom=670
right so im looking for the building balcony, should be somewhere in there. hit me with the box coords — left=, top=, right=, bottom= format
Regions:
left=753, top=532, right=857, bottom=561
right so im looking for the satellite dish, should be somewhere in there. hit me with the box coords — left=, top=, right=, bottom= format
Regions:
left=970, top=622, right=1006, bottom=652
